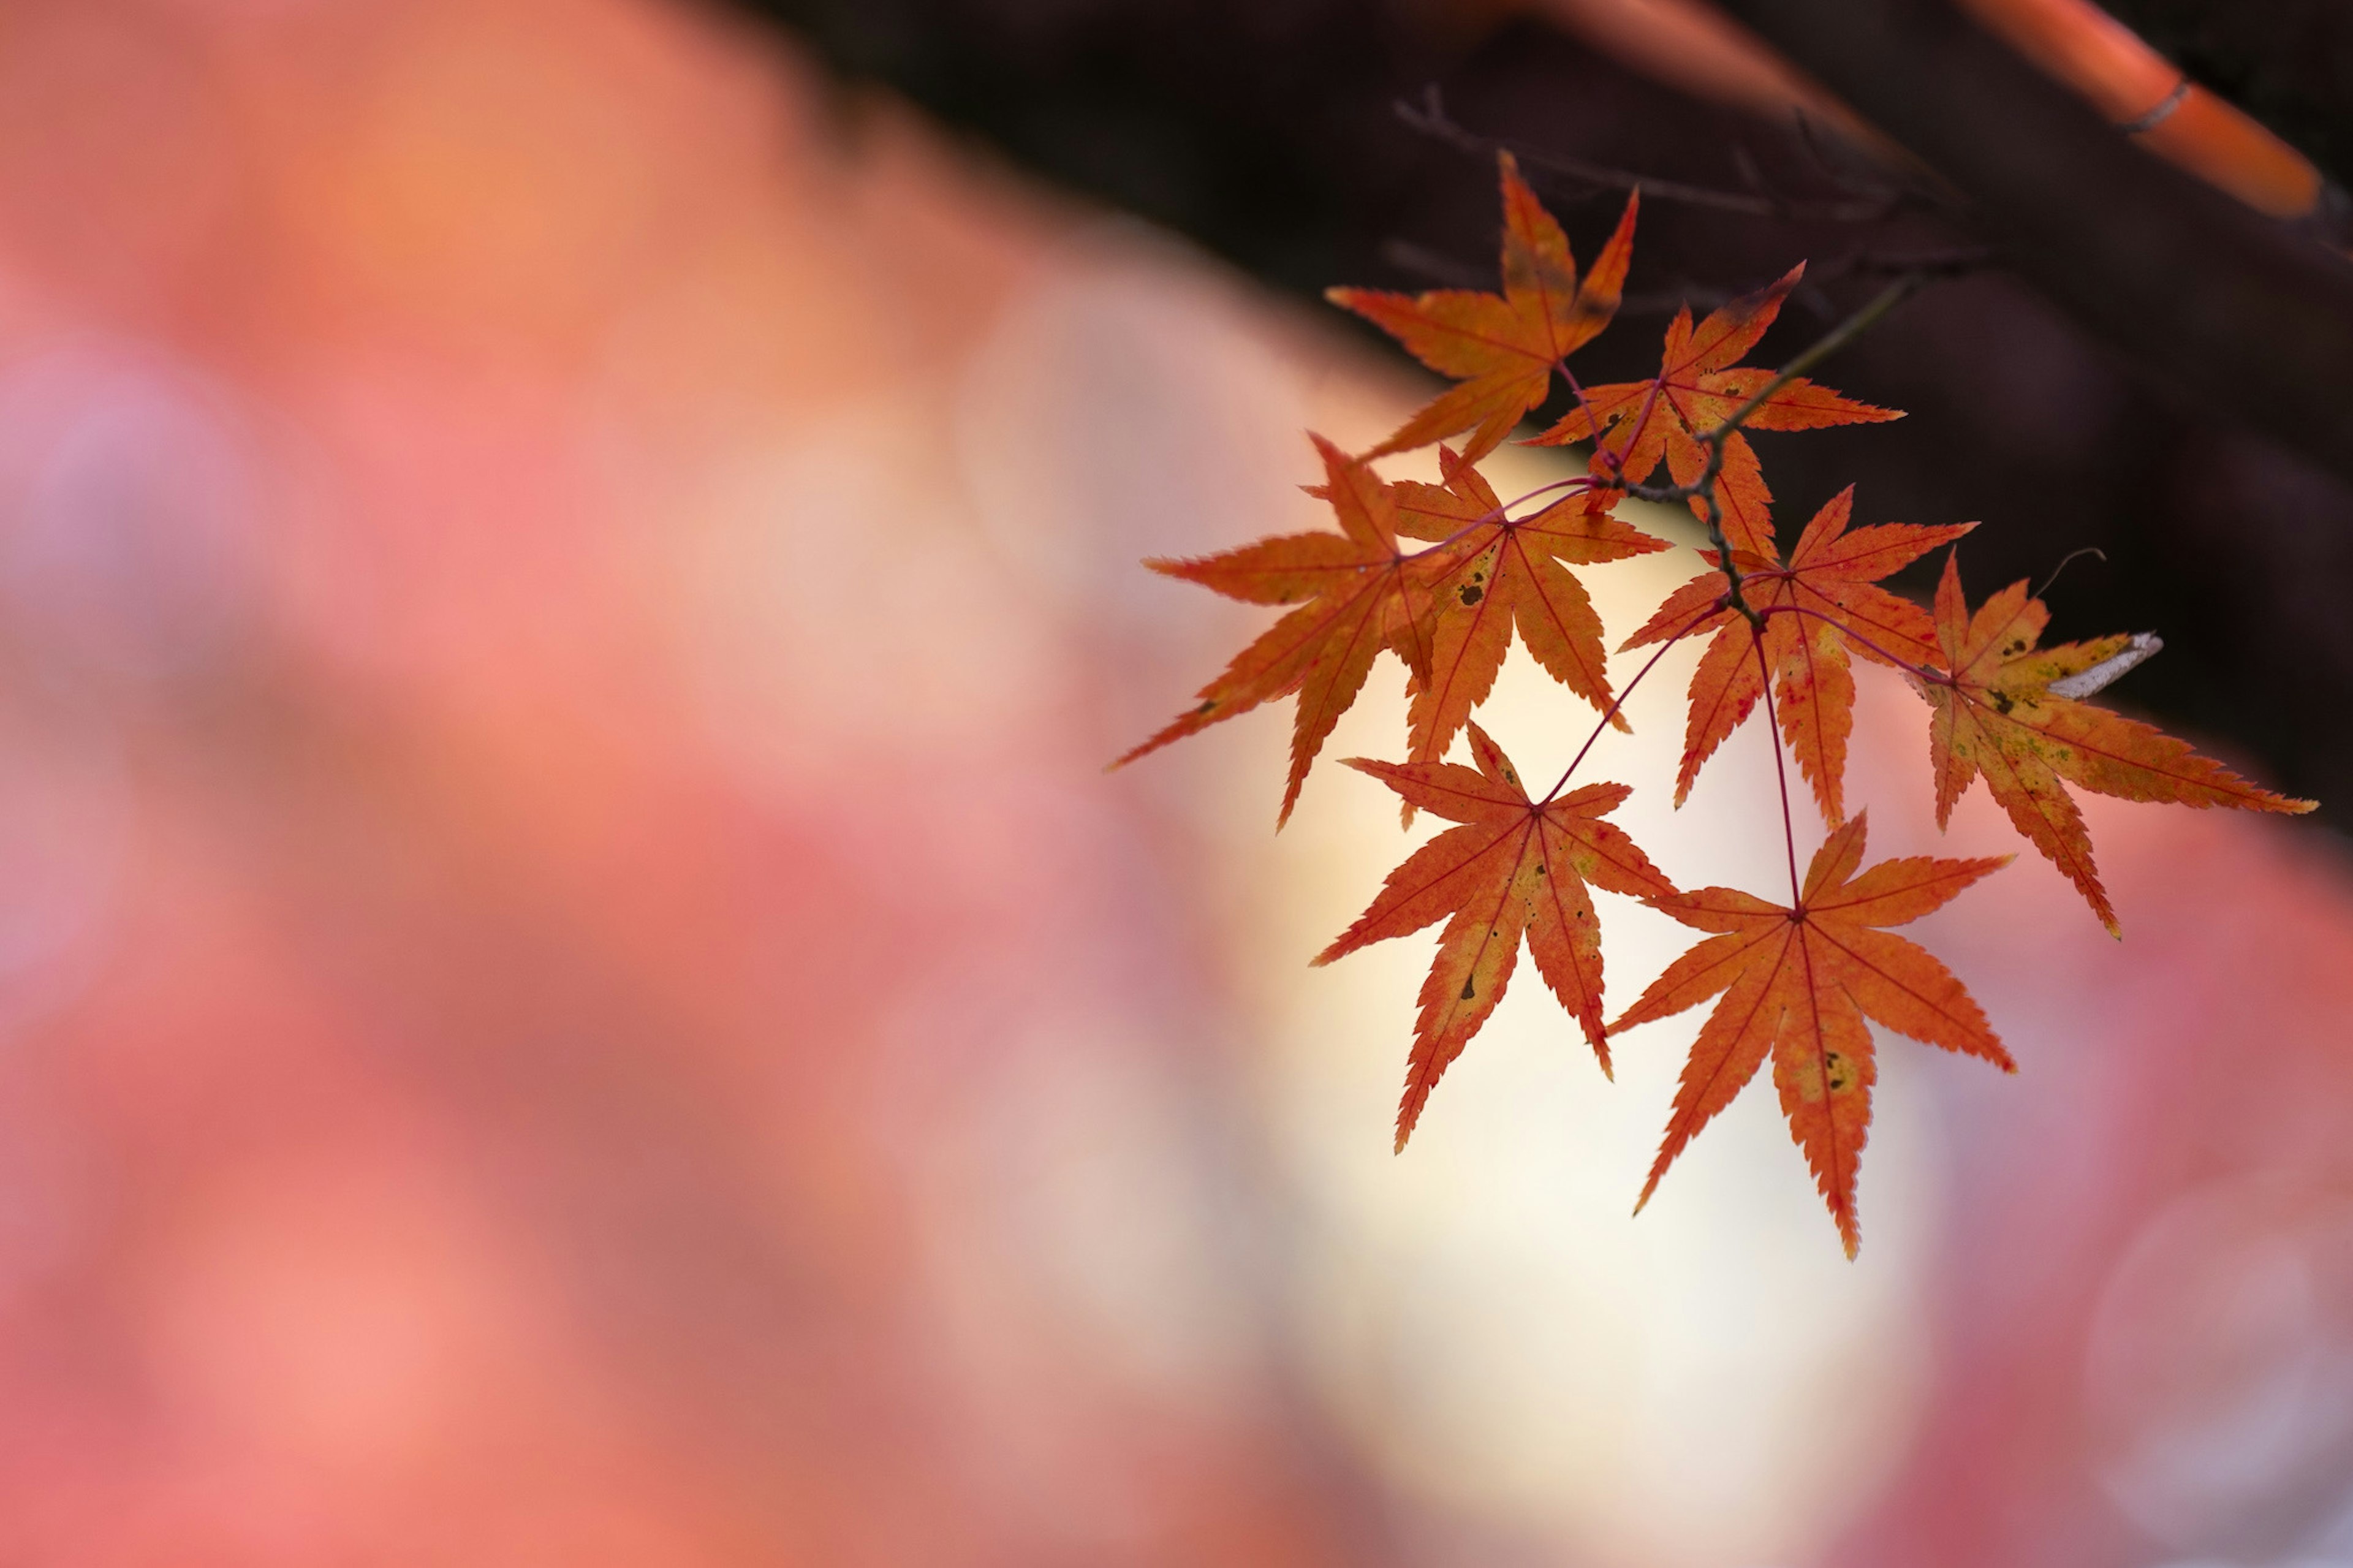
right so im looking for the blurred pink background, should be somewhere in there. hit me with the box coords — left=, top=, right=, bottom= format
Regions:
left=0, top=1, right=2349, bottom=1563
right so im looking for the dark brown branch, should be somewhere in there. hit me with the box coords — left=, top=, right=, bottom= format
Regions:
left=1396, top=86, right=1908, bottom=222
left=1377, top=242, right=1993, bottom=311
left=1705, top=0, right=2353, bottom=493
left=1373, top=238, right=1492, bottom=290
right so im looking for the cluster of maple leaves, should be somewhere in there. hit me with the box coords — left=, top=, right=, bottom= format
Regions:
left=1118, top=154, right=2313, bottom=1255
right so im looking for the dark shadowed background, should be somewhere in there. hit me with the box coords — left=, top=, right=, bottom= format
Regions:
left=741, top=0, right=2353, bottom=808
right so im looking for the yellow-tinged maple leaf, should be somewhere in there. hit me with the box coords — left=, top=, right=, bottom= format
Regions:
left=1389, top=446, right=1667, bottom=762
left=1117, top=435, right=1438, bottom=825
left=1531, top=267, right=1900, bottom=550
left=1621, top=487, right=1971, bottom=822
left=1317, top=724, right=1675, bottom=1150
left=1610, top=813, right=2012, bottom=1257
left=1328, top=152, right=1637, bottom=461
left=1917, top=553, right=2316, bottom=934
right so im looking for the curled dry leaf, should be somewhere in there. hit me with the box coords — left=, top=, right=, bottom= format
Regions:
left=1917, top=554, right=2314, bottom=934
left=2047, top=631, right=2161, bottom=699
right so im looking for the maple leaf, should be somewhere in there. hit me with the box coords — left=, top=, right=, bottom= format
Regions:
left=1530, top=267, right=1900, bottom=551
left=1317, top=723, right=1675, bottom=1150
left=1328, top=152, right=1637, bottom=461
left=1388, top=447, right=1667, bottom=763
left=1621, top=487, right=1971, bottom=822
left=1117, top=436, right=1436, bottom=825
left=1917, top=553, right=2316, bottom=934
left=1610, top=812, right=2012, bottom=1256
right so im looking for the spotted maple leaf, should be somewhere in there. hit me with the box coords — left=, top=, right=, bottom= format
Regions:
left=1388, top=446, right=1667, bottom=763
left=1317, top=724, right=1675, bottom=1149
left=1611, top=812, right=2012, bottom=1256
left=1621, top=487, right=1971, bottom=822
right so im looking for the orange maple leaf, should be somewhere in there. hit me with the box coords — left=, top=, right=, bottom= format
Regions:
left=1917, top=553, right=2316, bottom=934
left=1622, top=487, right=1971, bottom=821
left=1531, top=268, right=1900, bottom=551
left=1118, top=436, right=1436, bottom=824
left=1317, top=724, right=1675, bottom=1150
left=1389, top=446, right=1667, bottom=762
left=1328, top=152, right=1637, bottom=461
left=1610, top=812, right=2012, bottom=1256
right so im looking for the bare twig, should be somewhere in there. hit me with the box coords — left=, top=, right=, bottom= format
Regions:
left=1397, top=86, right=1909, bottom=224
left=1379, top=88, right=1998, bottom=307
left=1616, top=285, right=1736, bottom=316
left=1823, top=244, right=1999, bottom=280
left=1632, top=246, right=1994, bottom=317
left=2034, top=545, right=2108, bottom=598
left=1790, top=107, right=1913, bottom=205
left=1374, top=238, right=1492, bottom=290
left=1710, top=0, right=2353, bottom=494
left=1730, top=143, right=1773, bottom=206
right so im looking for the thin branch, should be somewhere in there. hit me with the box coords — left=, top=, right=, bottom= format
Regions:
left=1396, top=86, right=1903, bottom=223
left=2035, top=545, right=2107, bottom=598
left=1722, top=272, right=1931, bottom=426
left=1393, top=476, right=1607, bottom=570
left=1375, top=241, right=1960, bottom=816
left=1374, top=237, right=1492, bottom=290
left=1603, top=271, right=1933, bottom=623
left=1711, top=0, right=2353, bottom=493
left=1600, top=248, right=1990, bottom=317
left=1613, top=271, right=1928, bottom=476
left=1616, top=285, right=1736, bottom=317
left=1790, top=107, right=1917, bottom=206
left=1730, top=142, right=1772, bottom=202
left=1765, top=603, right=1944, bottom=683
left=1377, top=192, right=1993, bottom=317
left=1819, top=245, right=1999, bottom=281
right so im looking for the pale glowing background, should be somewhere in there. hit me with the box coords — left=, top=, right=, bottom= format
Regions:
left=0, top=1, right=2346, bottom=1564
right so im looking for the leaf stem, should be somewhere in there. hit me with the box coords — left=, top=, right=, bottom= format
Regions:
left=1539, top=605, right=1722, bottom=805
left=1556, top=360, right=1634, bottom=485
left=1762, top=602, right=1948, bottom=684
left=1379, top=267, right=1941, bottom=852
left=1397, top=475, right=1605, bottom=567
left=1609, top=271, right=1932, bottom=631
left=1499, top=475, right=1596, bottom=513
left=1624, top=271, right=1927, bottom=515
left=1397, top=274, right=1927, bottom=630
left=1725, top=273, right=1927, bottom=434
left=1751, top=631, right=1804, bottom=904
